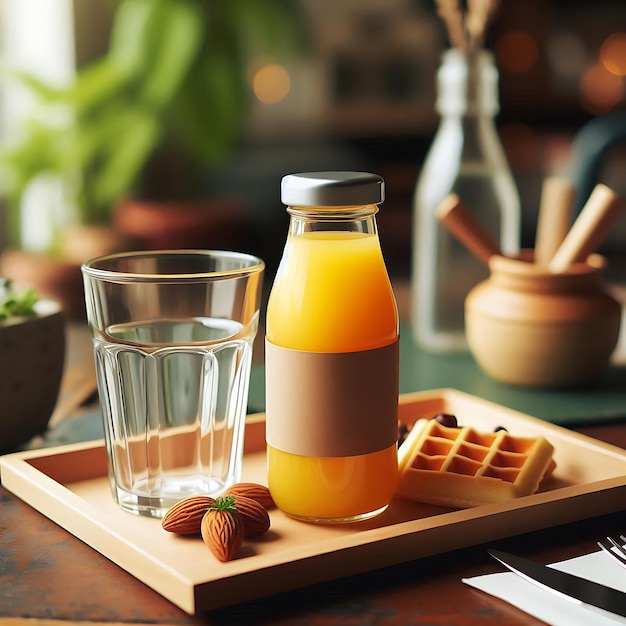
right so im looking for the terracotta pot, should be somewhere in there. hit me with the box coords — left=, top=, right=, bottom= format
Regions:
left=0, top=300, right=65, bottom=453
left=113, top=197, right=247, bottom=251
left=1, top=249, right=86, bottom=320
left=465, top=253, right=621, bottom=388
left=59, top=224, right=135, bottom=264
left=0, top=225, right=131, bottom=320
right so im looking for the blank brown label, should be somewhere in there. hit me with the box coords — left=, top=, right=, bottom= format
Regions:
left=265, top=339, right=399, bottom=457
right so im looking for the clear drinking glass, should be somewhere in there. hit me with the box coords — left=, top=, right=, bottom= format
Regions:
left=81, top=250, right=265, bottom=518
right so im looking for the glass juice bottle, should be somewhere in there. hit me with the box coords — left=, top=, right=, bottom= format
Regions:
left=265, top=171, right=399, bottom=523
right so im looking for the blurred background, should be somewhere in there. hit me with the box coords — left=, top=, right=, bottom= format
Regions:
left=1, top=0, right=625, bottom=312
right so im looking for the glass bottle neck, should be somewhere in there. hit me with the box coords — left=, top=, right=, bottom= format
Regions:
left=287, top=205, right=379, bottom=236
left=436, top=49, right=499, bottom=117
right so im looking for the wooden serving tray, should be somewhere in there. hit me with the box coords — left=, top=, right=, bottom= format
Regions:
left=2, top=389, right=626, bottom=614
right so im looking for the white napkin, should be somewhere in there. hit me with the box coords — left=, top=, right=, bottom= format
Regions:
left=463, top=549, right=626, bottom=625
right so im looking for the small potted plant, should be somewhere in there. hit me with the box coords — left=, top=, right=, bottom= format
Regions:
left=0, top=279, right=66, bottom=453
left=0, top=0, right=308, bottom=316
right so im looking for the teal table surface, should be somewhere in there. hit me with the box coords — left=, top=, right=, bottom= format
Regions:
left=399, top=324, right=626, bottom=426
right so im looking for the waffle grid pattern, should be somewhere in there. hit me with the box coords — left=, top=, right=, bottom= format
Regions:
left=396, top=419, right=556, bottom=508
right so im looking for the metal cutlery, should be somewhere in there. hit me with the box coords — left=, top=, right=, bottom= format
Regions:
left=488, top=549, right=626, bottom=618
left=598, top=534, right=626, bottom=570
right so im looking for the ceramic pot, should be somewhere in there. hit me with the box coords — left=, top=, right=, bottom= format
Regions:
left=465, top=253, right=621, bottom=388
left=0, top=300, right=65, bottom=453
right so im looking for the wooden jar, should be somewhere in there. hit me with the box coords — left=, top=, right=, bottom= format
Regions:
left=465, top=253, right=621, bottom=388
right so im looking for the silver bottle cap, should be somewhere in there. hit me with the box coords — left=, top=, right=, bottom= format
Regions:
left=281, top=171, right=384, bottom=207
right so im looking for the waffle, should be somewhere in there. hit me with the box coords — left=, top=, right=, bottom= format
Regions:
left=396, top=418, right=556, bottom=508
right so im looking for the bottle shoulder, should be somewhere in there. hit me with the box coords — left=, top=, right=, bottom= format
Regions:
left=266, top=235, right=398, bottom=350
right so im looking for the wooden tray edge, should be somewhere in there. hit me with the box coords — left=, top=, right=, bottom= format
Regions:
left=2, top=389, right=626, bottom=613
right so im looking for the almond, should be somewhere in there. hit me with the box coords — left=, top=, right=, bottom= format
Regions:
left=201, top=497, right=244, bottom=562
left=232, top=495, right=271, bottom=536
left=161, top=496, right=215, bottom=535
left=226, top=482, right=275, bottom=509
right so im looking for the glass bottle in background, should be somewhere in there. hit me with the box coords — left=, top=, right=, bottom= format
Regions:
left=265, top=171, right=399, bottom=524
left=411, top=48, right=520, bottom=353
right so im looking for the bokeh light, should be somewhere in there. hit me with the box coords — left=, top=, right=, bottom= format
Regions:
left=579, top=61, right=624, bottom=114
left=495, top=31, right=539, bottom=74
left=600, top=33, right=626, bottom=77
left=547, top=32, right=588, bottom=80
left=252, top=64, right=291, bottom=105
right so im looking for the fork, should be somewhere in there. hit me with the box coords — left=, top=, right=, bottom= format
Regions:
left=597, top=534, right=626, bottom=569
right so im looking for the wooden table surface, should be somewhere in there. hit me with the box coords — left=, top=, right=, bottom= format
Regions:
left=2, top=315, right=626, bottom=624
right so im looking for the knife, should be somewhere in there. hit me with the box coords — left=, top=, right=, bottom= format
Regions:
left=488, top=549, right=626, bottom=619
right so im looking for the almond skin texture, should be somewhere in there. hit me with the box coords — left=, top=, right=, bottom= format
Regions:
left=226, top=483, right=275, bottom=509
left=233, top=495, right=271, bottom=536
left=161, top=496, right=215, bottom=535
left=201, top=505, right=244, bottom=562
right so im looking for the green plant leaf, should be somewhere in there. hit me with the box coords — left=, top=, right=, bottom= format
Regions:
left=0, top=64, right=66, bottom=101
left=0, top=280, right=39, bottom=321
left=0, top=0, right=312, bottom=244
left=108, top=0, right=159, bottom=72
left=139, top=0, right=204, bottom=106
left=69, top=57, right=135, bottom=112
left=87, top=110, right=161, bottom=220
left=228, top=0, right=311, bottom=58
left=0, top=117, right=71, bottom=198
left=171, top=47, right=247, bottom=167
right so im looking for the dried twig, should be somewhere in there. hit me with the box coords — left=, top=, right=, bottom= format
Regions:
left=466, top=0, right=500, bottom=51
left=436, top=0, right=466, bottom=50
left=436, top=0, right=500, bottom=52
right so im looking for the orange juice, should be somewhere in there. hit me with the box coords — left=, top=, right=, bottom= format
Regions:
left=266, top=232, right=398, bottom=351
left=266, top=172, right=399, bottom=522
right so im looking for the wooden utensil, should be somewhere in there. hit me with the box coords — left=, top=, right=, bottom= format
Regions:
left=548, top=184, right=624, bottom=273
left=436, top=193, right=502, bottom=265
left=534, top=177, right=575, bottom=266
